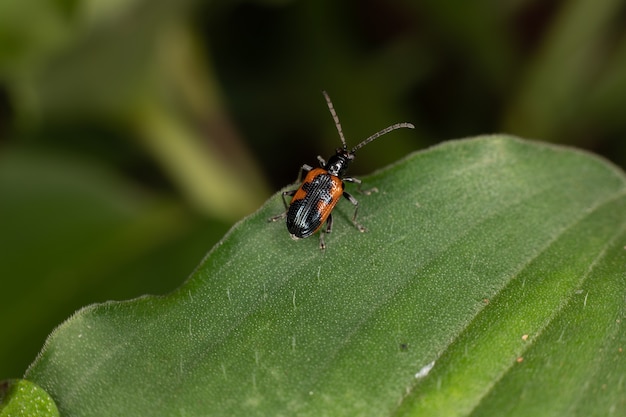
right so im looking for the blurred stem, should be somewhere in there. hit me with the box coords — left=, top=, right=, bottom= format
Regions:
left=587, top=29, right=626, bottom=128
left=134, top=98, right=266, bottom=221
left=503, top=0, right=622, bottom=141
left=132, top=25, right=270, bottom=221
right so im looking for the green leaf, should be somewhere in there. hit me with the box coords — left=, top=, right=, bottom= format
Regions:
left=25, top=136, right=626, bottom=416
left=0, top=148, right=228, bottom=379
left=0, top=379, right=58, bottom=417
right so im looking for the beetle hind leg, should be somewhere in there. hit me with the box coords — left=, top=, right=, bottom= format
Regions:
left=342, top=191, right=367, bottom=233
left=319, top=212, right=333, bottom=250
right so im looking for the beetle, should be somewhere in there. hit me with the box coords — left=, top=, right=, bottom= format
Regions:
left=270, top=91, right=414, bottom=249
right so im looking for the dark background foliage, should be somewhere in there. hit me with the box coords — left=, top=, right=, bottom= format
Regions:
left=2, top=0, right=626, bottom=379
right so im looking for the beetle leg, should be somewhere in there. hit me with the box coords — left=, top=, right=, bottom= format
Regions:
left=342, top=191, right=367, bottom=232
left=269, top=212, right=286, bottom=222
left=317, top=155, right=326, bottom=167
left=344, top=176, right=378, bottom=195
left=268, top=189, right=296, bottom=222
left=272, top=162, right=312, bottom=224
left=281, top=189, right=296, bottom=210
left=296, top=164, right=313, bottom=183
left=319, top=212, right=333, bottom=250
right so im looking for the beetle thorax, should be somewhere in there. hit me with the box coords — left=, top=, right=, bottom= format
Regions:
left=325, top=148, right=354, bottom=177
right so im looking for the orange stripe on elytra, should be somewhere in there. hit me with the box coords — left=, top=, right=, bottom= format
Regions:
left=315, top=177, right=343, bottom=219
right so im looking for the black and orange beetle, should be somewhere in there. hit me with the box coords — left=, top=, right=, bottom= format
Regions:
left=270, top=91, right=414, bottom=249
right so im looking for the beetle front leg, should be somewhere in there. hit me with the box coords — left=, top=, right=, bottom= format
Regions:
left=296, top=164, right=313, bottom=183
left=342, top=191, right=366, bottom=233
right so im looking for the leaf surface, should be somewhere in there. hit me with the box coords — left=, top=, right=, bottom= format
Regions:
left=26, top=136, right=626, bottom=416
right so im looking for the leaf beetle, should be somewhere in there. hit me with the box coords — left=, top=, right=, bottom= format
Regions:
left=270, top=91, right=414, bottom=249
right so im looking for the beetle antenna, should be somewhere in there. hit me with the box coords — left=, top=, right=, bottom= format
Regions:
left=351, top=122, right=415, bottom=153
left=322, top=91, right=348, bottom=149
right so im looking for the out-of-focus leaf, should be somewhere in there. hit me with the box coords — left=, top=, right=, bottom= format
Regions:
left=0, top=379, right=58, bottom=417
left=0, top=147, right=228, bottom=379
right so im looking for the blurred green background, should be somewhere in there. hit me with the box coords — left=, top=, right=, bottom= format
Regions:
left=2, top=0, right=626, bottom=380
